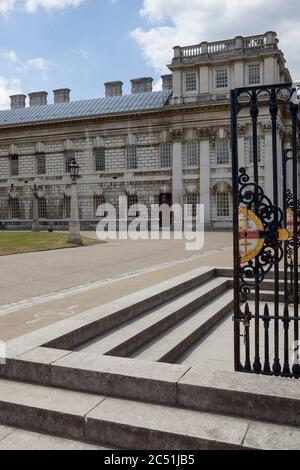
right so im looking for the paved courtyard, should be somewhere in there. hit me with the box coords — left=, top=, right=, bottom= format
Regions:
left=0, top=231, right=233, bottom=341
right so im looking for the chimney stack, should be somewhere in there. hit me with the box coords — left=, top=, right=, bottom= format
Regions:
left=53, top=88, right=71, bottom=104
left=104, top=81, right=123, bottom=97
left=131, top=77, right=153, bottom=94
left=10, top=94, right=26, bottom=110
left=161, top=74, right=173, bottom=91
left=28, top=91, right=48, bottom=107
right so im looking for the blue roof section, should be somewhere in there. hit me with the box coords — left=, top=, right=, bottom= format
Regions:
left=0, top=90, right=172, bottom=127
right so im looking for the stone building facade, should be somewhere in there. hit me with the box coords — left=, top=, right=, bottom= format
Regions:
left=0, top=31, right=294, bottom=230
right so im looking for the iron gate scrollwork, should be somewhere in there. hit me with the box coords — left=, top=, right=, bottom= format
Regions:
left=231, top=83, right=300, bottom=378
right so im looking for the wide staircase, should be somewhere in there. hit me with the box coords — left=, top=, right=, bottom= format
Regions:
left=0, top=266, right=299, bottom=450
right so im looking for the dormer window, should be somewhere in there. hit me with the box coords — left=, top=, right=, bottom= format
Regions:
left=185, top=72, right=197, bottom=92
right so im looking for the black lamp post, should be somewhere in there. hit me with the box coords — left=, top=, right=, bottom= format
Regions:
left=32, top=183, right=39, bottom=199
left=69, top=158, right=80, bottom=184
left=32, top=183, right=40, bottom=232
left=68, top=158, right=82, bottom=244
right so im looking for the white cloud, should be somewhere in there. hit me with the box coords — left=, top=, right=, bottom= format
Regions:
left=0, top=0, right=15, bottom=14
left=0, top=76, right=22, bottom=109
left=0, top=0, right=83, bottom=14
left=0, top=50, right=18, bottom=62
left=131, top=0, right=300, bottom=80
left=24, top=0, right=83, bottom=12
left=23, top=57, right=49, bottom=72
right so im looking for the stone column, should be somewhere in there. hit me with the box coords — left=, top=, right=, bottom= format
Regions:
left=68, top=182, right=82, bottom=245
left=277, top=131, right=283, bottom=209
left=283, top=131, right=293, bottom=196
left=172, top=131, right=183, bottom=232
left=199, top=128, right=211, bottom=227
left=171, top=130, right=183, bottom=205
left=263, top=124, right=273, bottom=201
left=237, top=125, right=246, bottom=169
left=32, top=196, right=40, bottom=232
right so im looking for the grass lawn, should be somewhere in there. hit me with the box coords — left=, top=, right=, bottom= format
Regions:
left=0, top=232, right=102, bottom=255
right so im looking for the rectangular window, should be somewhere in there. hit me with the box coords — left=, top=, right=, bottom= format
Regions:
left=185, top=72, right=197, bottom=92
left=160, top=143, right=172, bottom=168
left=36, top=153, right=46, bottom=175
left=127, top=146, right=137, bottom=170
left=94, top=195, right=105, bottom=217
left=10, top=198, right=20, bottom=219
left=217, top=192, right=230, bottom=217
left=248, top=64, right=260, bottom=85
left=95, top=148, right=105, bottom=171
left=65, top=150, right=75, bottom=173
left=64, top=196, right=71, bottom=219
left=38, top=198, right=47, bottom=219
left=10, top=155, right=19, bottom=176
left=216, top=139, right=230, bottom=165
left=185, top=193, right=200, bottom=217
left=216, top=69, right=228, bottom=88
left=128, top=194, right=138, bottom=217
left=186, top=141, right=199, bottom=167
left=249, top=136, right=261, bottom=163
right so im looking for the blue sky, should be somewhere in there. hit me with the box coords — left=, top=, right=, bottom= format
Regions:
left=0, top=0, right=300, bottom=109
left=0, top=0, right=158, bottom=106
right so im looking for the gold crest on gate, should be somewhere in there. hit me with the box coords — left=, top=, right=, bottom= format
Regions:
left=239, top=208, right=265, bottom=264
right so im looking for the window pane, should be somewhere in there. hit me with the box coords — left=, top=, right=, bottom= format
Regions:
left=185, top=192, right=200, bottom=217
left=160, top=143, right=172, bottom=168
left=217, top=192, right=230, bottom=217
left=95, top=148, right=105, bottom=171
left=10, top=155, right=19, bottom=176
left=186, top=141, right=198, bottom=167
left=186, top=72, right=197, bottom=92
left=10, top=198, right=20, bottom=219
left=65, top=150, right=74, bottom=173
left=37, top=153, right=46, bottom=175
left=38, top=198, right=47, bottom=219
left=128, top=194, right=138, bottom=216
left=216, top=139, right=229, bottom=165
left=64, top=196, right=71, bottom=219
left=216, top=69, right=228, bottom=88
left=248, top=64, right=260, bottom=85
left=249, top=136, right=261, bottom=163
left=127, top=146, right=137, bottom=170
left=94, top=195, right=105, bottom=217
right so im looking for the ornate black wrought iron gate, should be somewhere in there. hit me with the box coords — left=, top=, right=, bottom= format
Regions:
left=231, top=83, right=300, bottom=377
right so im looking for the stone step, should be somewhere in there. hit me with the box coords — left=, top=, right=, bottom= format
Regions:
left=249, top=291, right=286, bottom=302
left=85, top=396, right=300, bottom=450
left=227, top=279, right=300, bottom=292
left=0, top=378, right=105, bottom=441
left=177, top=368, right=300, bottom=428
left=0, top=379, right=299, bottom=449
left=76, top=277, right=230, bottom=357
left=131, top=290, right=233, bottom=363
left=0, top=424, right=111, bottom=450
left=46, top=266, right=217, bottom=351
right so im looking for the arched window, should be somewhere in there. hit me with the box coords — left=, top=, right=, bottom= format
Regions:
left=38, top=198, right=47, bottom=219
